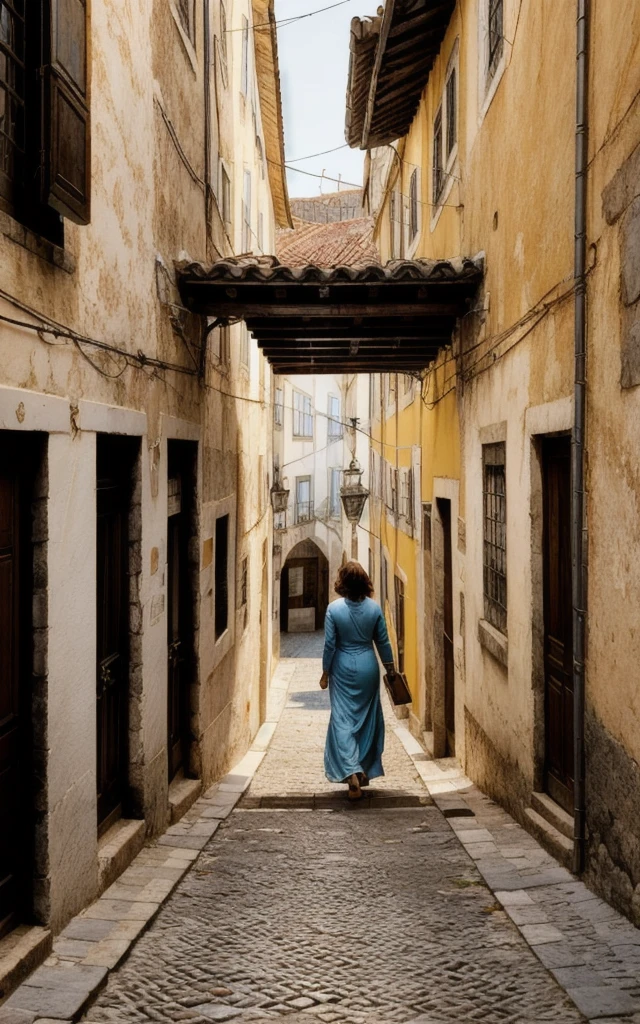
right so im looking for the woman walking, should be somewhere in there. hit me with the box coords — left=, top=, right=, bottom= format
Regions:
left=320, top=561, right=397, bottom=801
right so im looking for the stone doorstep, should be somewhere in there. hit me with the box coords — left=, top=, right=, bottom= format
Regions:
left=0, top=927, right=52, bottom=1005
left=530, top=791, right=574, bottom=840
left=524, top=806, right=573, bottom=870
left=97, top=819, right=146, bottom=895
left=0, top=713, right=275, bottom=1019
left=168, top=776, right=202, bottom=825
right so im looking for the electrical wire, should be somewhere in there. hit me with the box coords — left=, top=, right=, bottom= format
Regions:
left=225, top=0, right=354, bottom=33
left=287, top=143, right=350, bottom=163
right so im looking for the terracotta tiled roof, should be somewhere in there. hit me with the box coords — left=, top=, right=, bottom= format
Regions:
left=276, top=217, right=380, bottom=267
left=178, top=254, right=483, bottom=284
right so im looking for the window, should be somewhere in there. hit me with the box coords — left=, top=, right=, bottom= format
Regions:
left=0, top=0, right=90, bottom=238
left=328, top=395, right=342, bottom=439
left=295, top=477, right=312, bottom=523
left=389, top=189, right=401, bottom=258
left=386, top=464, right=398, bottom=513
left=219, top=1, right=228, bottom=81
left=400, top=468, right=414, bottom=522
left=433, top=108, right=444, bottom=204
left=257, top=211, right=264, bottom=251
left=329, top=468, right=341, bottom=518
left=394, top=577, right=405, bottom=673
left=242, top=169, right=252, bottom=251
left=214, top=514, right=229, bottom=640
left=240, top=325, right=249, bottom=368
left=368, top=549, right=375, bottom=589
left=482, top=442, right=507, bottom=633
left=210, top=321, right=229, bottom=365
left=177, top=0, right=195, bottom=42
left=274, top=387, right=283, bottom=427
left=488, top=0, right=504, bottom=81
left=409, top=169, right=419, bottom=241
left=241, top=15, right=249, bottom=96
left=368, top=374, right=376, bottom=420
left=292, top=391, right=313, bottom=438
left=381, top=554, right=388, bottom=612
left=238, top=555, right=248, bottom=629
left=446, top=66, right=457, bottom=159
left=221, top=164, right=231, bottom=225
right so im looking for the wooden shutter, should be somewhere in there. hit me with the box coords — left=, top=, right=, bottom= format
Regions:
left=43, top=0, right=91, bottom=224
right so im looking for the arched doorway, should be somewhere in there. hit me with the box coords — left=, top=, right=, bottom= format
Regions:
left=280, top=540, right=329, bottom=633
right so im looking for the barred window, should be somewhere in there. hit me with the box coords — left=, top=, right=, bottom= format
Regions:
left=483, top=442, right=507, bottom=632
left=446, top=67, right=457, bottom=158
left=409, top=169, right=418, bottom=241
left=488, top=0, right=504, bottom=80
left=432, top=108, right=444, bottom=203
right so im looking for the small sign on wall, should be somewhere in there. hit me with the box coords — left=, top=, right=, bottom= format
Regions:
left=288, top=566, right=304, bottom=598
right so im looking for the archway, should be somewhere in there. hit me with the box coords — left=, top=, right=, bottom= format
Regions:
left=280, top=539, right=329, bottom=633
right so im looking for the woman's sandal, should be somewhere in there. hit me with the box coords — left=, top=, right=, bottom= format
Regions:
left=347, top=773, right=363, bottom=801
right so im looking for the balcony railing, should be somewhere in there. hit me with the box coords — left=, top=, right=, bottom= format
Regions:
left=295, top=500, right=314, bottom=523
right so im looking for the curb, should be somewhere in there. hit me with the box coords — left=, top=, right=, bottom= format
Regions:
left=0, top=749, right=271, bottom=1024
left=392, top=720, right=640, bottom=1024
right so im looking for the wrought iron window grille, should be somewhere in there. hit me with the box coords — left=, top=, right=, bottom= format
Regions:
left=482, top=442, right=507, bottom=633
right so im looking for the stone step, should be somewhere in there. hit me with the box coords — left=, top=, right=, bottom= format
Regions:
left=98, top=818, right=146, bottom=894
left=524, top=807, right=573, bottom=870
left=530, top=791, right=574, bottom=839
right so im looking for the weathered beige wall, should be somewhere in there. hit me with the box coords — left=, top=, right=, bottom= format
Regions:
left=581, top=2, right=640, bottom=921
left=364, top=0, right=640, bottom=922
left=0, top=0, right=282, bottom=935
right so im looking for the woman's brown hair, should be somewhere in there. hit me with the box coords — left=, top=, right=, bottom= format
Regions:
left=334, top=561, right=374, bottom=601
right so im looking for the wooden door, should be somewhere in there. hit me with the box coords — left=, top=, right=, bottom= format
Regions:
left=394, top=577, right=405, bottom=674
left=542, top=436, right=574, bottom=813
left=96, top=441, right=130, bottom=834
left=167, top=471, right=191, bottom=781
left=0, top=445, right=31, bottom=937
left=282, top=557, right=318, bottom=632
left=438, top=498, right=455, bottom=756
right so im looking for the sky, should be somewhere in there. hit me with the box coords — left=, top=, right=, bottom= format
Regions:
left=275, top=0, right=379, bottom=198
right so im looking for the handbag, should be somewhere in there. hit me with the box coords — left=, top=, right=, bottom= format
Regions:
left=384, top=670, right=412, bottom=706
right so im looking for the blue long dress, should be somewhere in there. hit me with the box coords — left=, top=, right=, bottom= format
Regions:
left=323, top=596, right=394, bottom=783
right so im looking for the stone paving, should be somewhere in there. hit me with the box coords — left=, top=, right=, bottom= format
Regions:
left=76, top=648, right=584, bottom=1024
left=4, top=636, right=640, bottom=1023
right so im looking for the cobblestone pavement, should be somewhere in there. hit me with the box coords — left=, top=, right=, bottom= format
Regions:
left=80, top=644, right=587, bottom=1024
left=279, top=631, right=325, bottom=659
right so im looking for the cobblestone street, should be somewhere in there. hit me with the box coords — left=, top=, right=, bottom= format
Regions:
left=79, top=642, right=586, bottom=1024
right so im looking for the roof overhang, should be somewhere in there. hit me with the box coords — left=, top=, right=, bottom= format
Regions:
left=346, top=0, right=455, bottom=150
left=177, top=255, right=482, bottom=374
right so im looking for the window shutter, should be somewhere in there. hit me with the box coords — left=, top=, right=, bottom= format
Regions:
left=43, top=0, right=91, bottom=224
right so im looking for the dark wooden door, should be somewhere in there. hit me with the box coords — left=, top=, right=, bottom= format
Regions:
left=0, top=446, right=31, bottom=937
left=438, top=498, right=455, bottom=756
left=394, top=576, right=405, bottom=673
left=542, top=436, right=574, bottom=813
left=96, top=441, right=129, bottom=834
left=167, top=472, right=191, bottom=781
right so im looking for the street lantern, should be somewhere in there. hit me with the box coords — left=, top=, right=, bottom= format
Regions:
left=270, top=466, right=289, bottom=515
left=340, top=457, right=369, bottom=558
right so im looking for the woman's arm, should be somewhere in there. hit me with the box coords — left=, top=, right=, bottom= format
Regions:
left=322, top=606, right=337, bottom=678
left=373, top=609, right=395, bottom=671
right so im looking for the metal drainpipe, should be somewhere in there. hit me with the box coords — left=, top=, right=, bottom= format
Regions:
left=572, top=0, right=589, bottom=876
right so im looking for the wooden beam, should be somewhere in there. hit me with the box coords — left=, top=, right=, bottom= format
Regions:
left=184, top=302, right=466, bottom=318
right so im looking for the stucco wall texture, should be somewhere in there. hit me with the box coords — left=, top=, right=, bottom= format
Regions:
left=364, top=0, right=640, bottom=924
left=0, top=0, right=285, bottom=936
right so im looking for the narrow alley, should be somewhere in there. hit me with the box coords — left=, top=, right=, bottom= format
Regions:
left=4, top=636, right=627, bottom=1024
